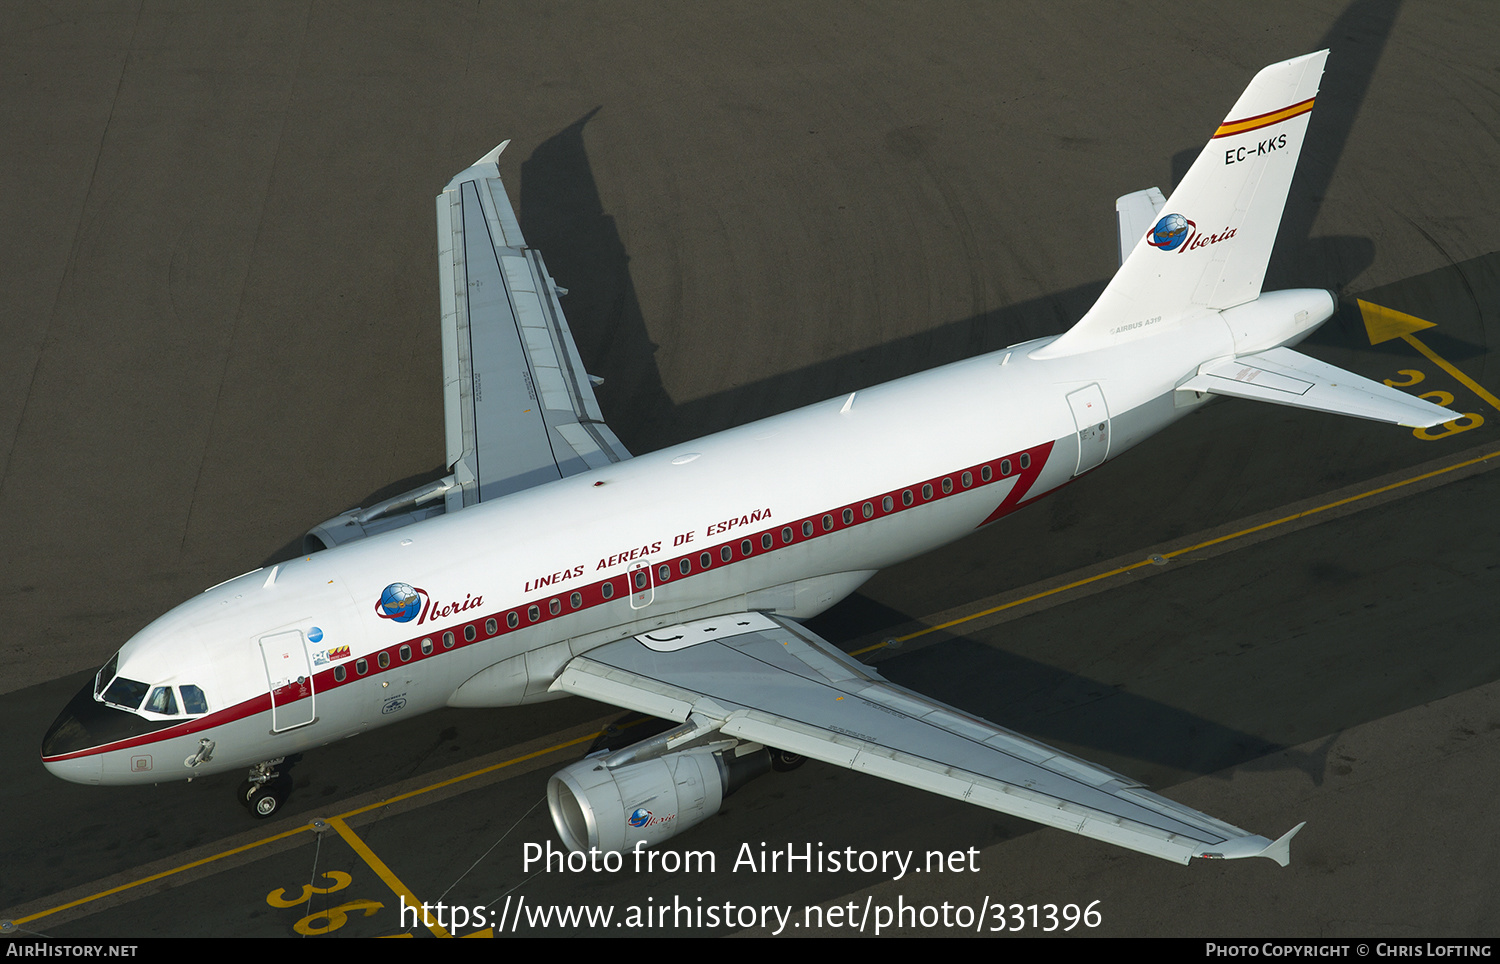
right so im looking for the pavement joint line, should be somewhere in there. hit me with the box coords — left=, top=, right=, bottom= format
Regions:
left=850, top=443, right=1500, bottom=657
left=10, top=446, right=1497, bottom=930
left=5, top=718, right=623, bottom=929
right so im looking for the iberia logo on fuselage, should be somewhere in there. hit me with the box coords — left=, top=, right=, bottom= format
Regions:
left=1147, top=213, right=1236, bottom=255
left=375, top=582, right=483, bottom=626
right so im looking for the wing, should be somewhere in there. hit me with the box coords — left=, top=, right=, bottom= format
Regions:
left=553, top=612, right=1303, bottom=866
left=438, top=142, right=631, bottom=508
left=305, top=143, right=629, bottom=548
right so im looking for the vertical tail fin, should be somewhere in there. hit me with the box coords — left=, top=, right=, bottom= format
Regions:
left=1037, top=51, right=1328, bottom=358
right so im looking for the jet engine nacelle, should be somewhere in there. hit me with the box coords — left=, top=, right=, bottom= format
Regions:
left=548, top=744, right=770, bottom=852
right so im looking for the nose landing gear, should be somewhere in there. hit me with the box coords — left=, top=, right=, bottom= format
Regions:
left=236, top=757, right=296, bottom=818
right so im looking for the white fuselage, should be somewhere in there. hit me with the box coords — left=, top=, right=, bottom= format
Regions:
left=42, top=290, right=1329, bottom=787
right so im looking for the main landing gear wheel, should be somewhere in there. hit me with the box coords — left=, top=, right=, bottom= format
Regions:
left=770, top=748, right=806, bottom=772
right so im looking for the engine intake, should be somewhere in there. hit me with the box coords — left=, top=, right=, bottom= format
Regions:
left=548, top=742, right=771, bottom=852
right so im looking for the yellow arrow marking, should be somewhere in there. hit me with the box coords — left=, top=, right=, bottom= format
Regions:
left=1358, top=299, right=1500, bottom=411
left=1359, top=300, right=1437, bottom=343
left=327, top=816, right=451, bottom=937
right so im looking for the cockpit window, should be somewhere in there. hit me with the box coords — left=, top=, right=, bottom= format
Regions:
left=95, top=653, right=119, bottom=699
left=93, top=650, right=209, bottom=718
left=181, top=685, right=208, bottom=715
left=145, top=686, right=179, bottom=716
left=101, top=676, right=149, bottom=711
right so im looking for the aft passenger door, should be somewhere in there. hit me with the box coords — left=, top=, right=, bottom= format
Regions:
left=1066, top=384, right=1111, bottom=475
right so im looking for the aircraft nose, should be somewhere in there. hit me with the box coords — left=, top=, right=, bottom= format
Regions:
left=42, top=678, right=107, bottom=783
left=40, top=741, right=104, bottom=784
left=41, top=676, right=165, bottom=784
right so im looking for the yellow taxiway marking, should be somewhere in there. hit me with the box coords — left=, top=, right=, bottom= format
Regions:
left=6, top=825, right=312, bottom=929
left=854, top=446, right=1500, bottom=652
left=1358, top=299, right=1500, bottom=411
left=14, top=445, right=1500, bottom=929
left=326, top=816, right=450, bottom=938
left=9, top=725, right=617, bottom=929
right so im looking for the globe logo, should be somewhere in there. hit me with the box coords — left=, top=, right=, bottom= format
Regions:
left=628, top=808, right=652, bottom=828
left=376, top=582, right=424, bottom=622
left=1148, top=213, right=1191, bottom=252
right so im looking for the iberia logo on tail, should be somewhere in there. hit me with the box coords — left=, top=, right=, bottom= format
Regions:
left=1148, top=213, right=1236, bottom=255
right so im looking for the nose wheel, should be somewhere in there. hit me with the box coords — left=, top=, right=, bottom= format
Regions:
left=237, top=757, right=295, bottom=818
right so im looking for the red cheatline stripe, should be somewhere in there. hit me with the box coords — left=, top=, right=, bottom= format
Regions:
left=1212, top=97, right=1314, bottom=138
left=46, top=440, right=1057, bottom=761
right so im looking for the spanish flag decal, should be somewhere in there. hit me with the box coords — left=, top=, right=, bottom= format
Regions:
left=1212, top=97, right=1315, bottom=138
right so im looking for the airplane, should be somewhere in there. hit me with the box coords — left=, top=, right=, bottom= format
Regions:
left=42, top=51, right=1457, bottom=867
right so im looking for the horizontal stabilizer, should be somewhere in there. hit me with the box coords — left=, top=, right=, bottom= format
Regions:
left=1177, top=347, right=1458, bottom=427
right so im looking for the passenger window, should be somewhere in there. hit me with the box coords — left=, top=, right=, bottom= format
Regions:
left=1000, top=459, right=1012, bottom=476
left=782, top=526, right=794, bottom=543
left=528, top=605, right=540, bottom=622
left=602, top=582, right=615, bottom=600
left=801, top=521, right=813, bottom=537
left=902, top=490, right=913, bottom=506
left=720, top=545, right=732, bottom=563
left=549, top=598, right=562, bottom=615
left=356, top=658, right=368, bottom=675
left=980, top=465, right=992, bottom=482
left=922, top=483, right=933, bottom=500
left=464, top=624, right=477, bottom=641
left=421, top=638, right=433, bottom=655
left=333, top=666, right=346, bottom=683
left=700, top=551, right=712, bottom=569
left=443, top=630, right=456, bottom=647
left=942, top=478, right=953, bottom=494
left=822, top=514, right=833, bottom=531
left=741, top=539, right=752, bottom=555
left=842, top=508, right=854, bottom=525
left=882, top=495, right=893, bottom=512
left=1020, top=453, right=1031, bottom=469
left=399, top=644, right=411, bottom=662
left=762, top=533, right=773, bottom=550
left=634, top=570, right=648, bottom=590
left=961, top=471, right=972, bottom=488
left=680, top=558, right=692, bottom=575
left=378, top=652, right=390, bottom=669
left=485, top=617, right=497, bottom=635
left=571, top=591, right=583, bottom=609
left=507, top=612, right=519, bottom=629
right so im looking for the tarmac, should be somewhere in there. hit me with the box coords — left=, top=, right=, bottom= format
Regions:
left=3, top=0, right=1499, bottom=939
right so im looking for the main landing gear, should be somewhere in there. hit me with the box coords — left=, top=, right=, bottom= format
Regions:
left=236, top=757, right=296, bottom=818
left=769, top=748, right=806, bottom=772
